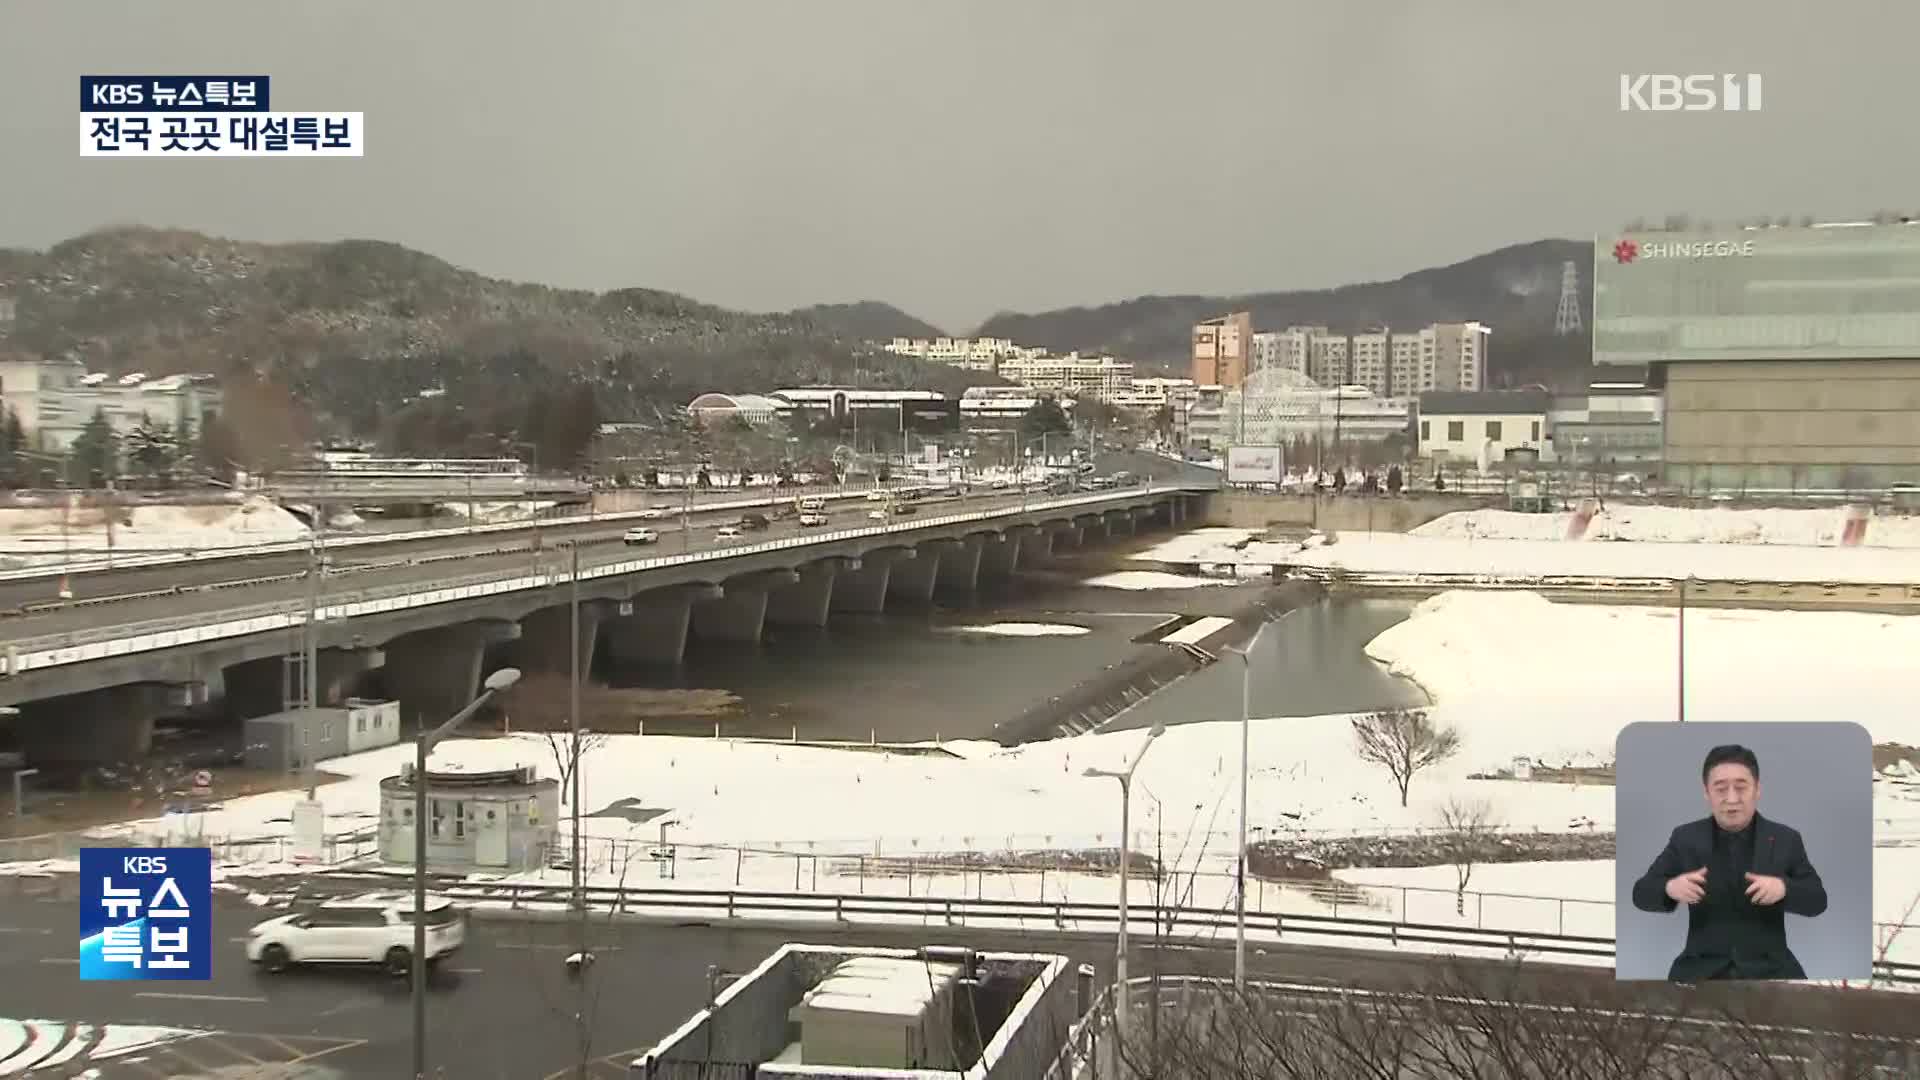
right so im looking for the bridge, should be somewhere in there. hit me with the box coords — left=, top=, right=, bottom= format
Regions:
left=0, top=483, right=1215, bottom=765
left=265, top=469, right=593, bottom=505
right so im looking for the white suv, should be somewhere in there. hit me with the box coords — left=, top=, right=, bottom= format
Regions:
left=246, top=892, right=466, bottom=976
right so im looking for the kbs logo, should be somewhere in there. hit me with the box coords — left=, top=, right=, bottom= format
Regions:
left=1619, top=74, right=1762, bottom=112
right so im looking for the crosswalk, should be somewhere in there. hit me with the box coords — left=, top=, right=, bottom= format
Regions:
left=0, top=1019, right=360, bottom=1077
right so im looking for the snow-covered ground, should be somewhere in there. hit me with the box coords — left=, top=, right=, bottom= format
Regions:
left=946, top=622, right=1091, bottom=638
left=1288, top=532, right=1920, bottom=583
left=0, top=495, right=310, bottom=558
left=1137, top=525, right=1920, bottom=584
left=1084, top=570, right=1231, bottom=590
left=1414, top=504, right=1920, bottom=548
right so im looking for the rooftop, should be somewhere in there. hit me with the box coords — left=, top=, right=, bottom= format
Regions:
left=1418, top=389, right=1551, bottom=415
left=797, top=956, right=962, bottom=1018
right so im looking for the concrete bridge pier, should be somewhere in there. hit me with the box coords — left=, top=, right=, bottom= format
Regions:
left=515, top=600, right=617, bottom=675
left=888, top=542, right=947, bottom=606
left=17, top=682, right=209, bottom=766
left=1045, top=525, right=1081, bottom=555
left=1168, top=497, right=1186, bottom=527
left=831, top=549, right=911, bottom=614
left=766, top=558, right=855, bottom=628
left=602, top=584, right=723, bottom=667
left=381, top=620, right=520, bottom=732
left=934, top=536, right=987, bottom=596
left=691, top=569, right=800, bottom=645
left=223, top=647, right=386, bottom=719
left=1075, top=515, right=1110, bottom=544
left=1103, top=509, right=1136, bottom=538
left=977, top=532, right=1023, bottom=581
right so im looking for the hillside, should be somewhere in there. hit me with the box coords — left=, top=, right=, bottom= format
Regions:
left=975, top=239, right=1595, bottom=388
left=0, top=227, right=977, bottom=466
left=790, top=301, right=945, bottom=342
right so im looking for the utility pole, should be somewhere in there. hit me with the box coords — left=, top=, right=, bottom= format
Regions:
left=1676, top=575, right=1689, bottom=723
left=569, top=539, right=588, bottom=1079
left=302, top=525, right=321, bottom=800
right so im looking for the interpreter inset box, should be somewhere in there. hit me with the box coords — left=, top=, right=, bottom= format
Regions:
left=1614, top=721, right=1872, bottom=982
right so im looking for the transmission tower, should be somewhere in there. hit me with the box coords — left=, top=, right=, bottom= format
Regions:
left=1553, top=260, right=1582, bottom=335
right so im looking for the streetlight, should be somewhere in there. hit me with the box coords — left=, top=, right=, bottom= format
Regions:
left=1219, top=622, right=1272, bottom=990
left=412, top=666, right=521, bottom=1080
left=1083, top=721, right=1167, bottom=1049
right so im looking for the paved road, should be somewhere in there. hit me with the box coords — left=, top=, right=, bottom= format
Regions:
left=0, top=488, right=1087, bottom=644
left=0, top=485, right=930, bottom=611
left=3, top=883, right=1913, bottom=1078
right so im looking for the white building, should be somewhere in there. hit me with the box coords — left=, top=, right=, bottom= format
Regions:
left=1106, top=377, right=1198, bottom=412
left=1270, top=322, right=1489, bottom=398
left=996, top=353, right=1134, bottom=400
left=1217, top=367, right=1413, bottom=446
left=686, top=392, right=788, bottom=427
left=0, top=355, right=223, bottom=452
left=1416, top=389, right=1551, bottom=466
left=958, top=385, right=1074, bottom=428
left=884, top=336, right=1038, bottom=372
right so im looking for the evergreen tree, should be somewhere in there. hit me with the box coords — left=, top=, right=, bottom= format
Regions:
left=127, top=418, right=179, bottom=485
left=68, top=408, right=119, bottom=488
left=0, top=408, right=20, bottom=489
left=1021, top=397, right=1072, bottom=437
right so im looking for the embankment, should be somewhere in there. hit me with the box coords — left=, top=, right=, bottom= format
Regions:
left=990, top=578, right=1325, bottom=746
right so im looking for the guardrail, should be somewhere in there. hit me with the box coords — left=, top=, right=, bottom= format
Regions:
left=1294, top=566, right=1920, bottom=598
left=0, top=479, right=936, bottom=584
left=0, top=486, right=1187, bottom=675
left=274, top=878, right=1918, bottom=986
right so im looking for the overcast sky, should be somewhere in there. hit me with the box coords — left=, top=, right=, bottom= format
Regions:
left=3, top=1, right=1914, bottom=332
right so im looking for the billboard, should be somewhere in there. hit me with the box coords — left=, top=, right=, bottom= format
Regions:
left=1225, top=445, right=1283, bottom=484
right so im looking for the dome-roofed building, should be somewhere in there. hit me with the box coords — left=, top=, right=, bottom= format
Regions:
left=686, top=392, right=786, bottom=427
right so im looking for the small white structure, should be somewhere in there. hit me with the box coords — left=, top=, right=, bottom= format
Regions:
left=780, top=956, right=962, bottom=1070
left=343, top=698, right=400, bottom=754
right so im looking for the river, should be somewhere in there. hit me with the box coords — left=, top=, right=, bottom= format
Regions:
left=601, top=571, right=1424, bottom=743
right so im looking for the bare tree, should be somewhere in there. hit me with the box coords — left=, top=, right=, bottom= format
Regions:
left=1435, top=796, right=1501, bottom=916
left=541, top=729, right=608, bottom=807
left=1097, top=958, right=1920, bottom=1080
left=1349, top=707, right=1459, bottom=808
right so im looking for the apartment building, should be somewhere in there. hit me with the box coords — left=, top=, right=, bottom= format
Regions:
left=1192, top=312, right=1253, bottom=388
left=1268, top=322, right=1489, bottom=397
left=1106, top=377, right=1200, bottom=412
left=0, top=354, right=223, bottom=452
left=997, top=353, right=1135, bottom=400
left=884, top=336, right=1037, bottom=372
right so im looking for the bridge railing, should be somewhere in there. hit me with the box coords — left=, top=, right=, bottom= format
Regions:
left=0, top=486, right=1187, bottom=674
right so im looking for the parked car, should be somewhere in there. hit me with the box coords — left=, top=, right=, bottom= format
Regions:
left=246, top=892, right=466, bottom=977
left=622, top=527, right=659, bottom=545
left=715, top=525, right=744, bottom=541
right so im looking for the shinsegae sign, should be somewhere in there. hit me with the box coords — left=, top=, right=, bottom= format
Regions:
left=1612, top=238, right=1755, bottom=263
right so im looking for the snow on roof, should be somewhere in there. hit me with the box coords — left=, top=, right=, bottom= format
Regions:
left=424, top=737, right=540, bottom=776
left=798, top=957, right=961, bottom=1018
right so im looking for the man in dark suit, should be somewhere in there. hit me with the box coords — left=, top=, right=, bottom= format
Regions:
left=1630, top=744, right=1828, bottom=980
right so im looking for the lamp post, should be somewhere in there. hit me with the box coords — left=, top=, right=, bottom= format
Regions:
left=1083, top=721, right=1167, bottom=1049
left=1219, top=621, right=1272, bottom=989
left=412, top=666, right=522, bottom=1080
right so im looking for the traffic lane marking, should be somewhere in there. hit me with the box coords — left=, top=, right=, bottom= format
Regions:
left=134, top=991, right=271, bottom=1004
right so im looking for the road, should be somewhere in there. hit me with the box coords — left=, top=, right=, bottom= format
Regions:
left=0, top=487, right=1086, bottom=644
left=2, top=885, right=1913, bottom=1078
left=0, top=484, right=912, bottom=610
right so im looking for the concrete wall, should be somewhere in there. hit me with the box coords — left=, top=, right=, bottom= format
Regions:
left=1664, top=358, right=1920, bottom=490
left=1205, top=491, right=1491, bottom=532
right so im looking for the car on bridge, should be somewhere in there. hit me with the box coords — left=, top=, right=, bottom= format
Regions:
left=246, top=892, right=466, bottom=977
left=799, top=512, right=829, bottom=527
left=715, top=525, right=744, bottom=540
left=636, top=508, right=666, bottom=519
left=623, top=527, right=660, bottom=545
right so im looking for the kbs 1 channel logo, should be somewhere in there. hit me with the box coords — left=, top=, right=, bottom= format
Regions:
left=78, top=848, right=213, bottom=980
left=80, top=76, right=364, bottom=157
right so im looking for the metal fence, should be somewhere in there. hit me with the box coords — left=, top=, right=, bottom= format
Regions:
left=0, top=825, right=380, bottom=869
